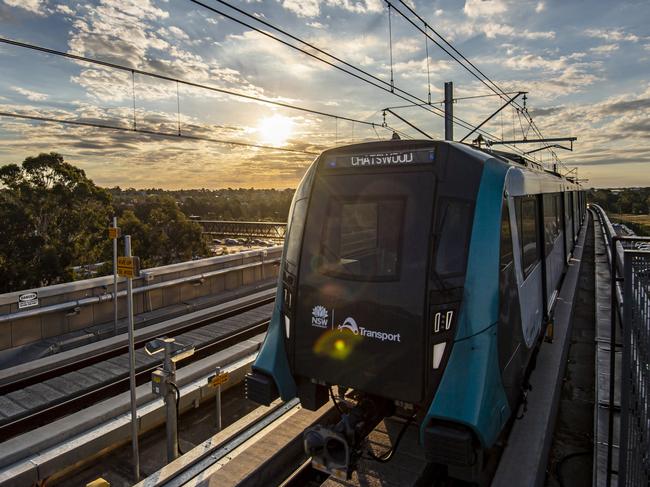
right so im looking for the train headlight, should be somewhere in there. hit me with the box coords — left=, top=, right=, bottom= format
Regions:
left=433, top=342, right=446, bottom=369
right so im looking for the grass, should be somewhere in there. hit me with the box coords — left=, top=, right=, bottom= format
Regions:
left=610, top=213, right=650, bottom=236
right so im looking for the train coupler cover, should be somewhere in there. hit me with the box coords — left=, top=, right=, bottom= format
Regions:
left=244, top=371, right=279, bottom=406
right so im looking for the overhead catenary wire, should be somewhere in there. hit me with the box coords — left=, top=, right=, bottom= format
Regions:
left=391, top=0, right=566, bottom=165
left=190, top=0, right=514, bottom=146
left=0, top=110, right=320, bottom=154
left=387, top=2, right=395, bottom=92
left=3, top=9, right=540, bottom=157
left=0, top=37, right=383, bottom=131
left=424, top=25, right=431, bottom=104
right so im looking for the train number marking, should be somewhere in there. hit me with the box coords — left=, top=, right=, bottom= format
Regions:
left=433, top=310, right=454, bottom=334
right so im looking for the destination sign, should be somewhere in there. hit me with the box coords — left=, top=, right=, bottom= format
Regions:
left=324, top=149, right=435, bottom=169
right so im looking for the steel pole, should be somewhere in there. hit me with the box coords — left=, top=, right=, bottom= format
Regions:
left=113, top=216, right=118, bottom=336
left=215, top=366, right=222, bottom=432
left=164, top=341, right=179, bottom=462
left=444, top=81, right=453, bottom=141
left=125, top=235, right=140, bottom=482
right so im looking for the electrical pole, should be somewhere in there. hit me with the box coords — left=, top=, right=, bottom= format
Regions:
left=124, top=235, right=140, bottom=482
left=444, top=81, right=453, bottom=141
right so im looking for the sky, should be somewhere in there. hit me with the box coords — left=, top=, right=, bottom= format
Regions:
left=0, top=0, right=648, bottom=189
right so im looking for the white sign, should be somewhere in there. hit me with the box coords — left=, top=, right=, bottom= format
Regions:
left=18, top=292, right=38, bottom=309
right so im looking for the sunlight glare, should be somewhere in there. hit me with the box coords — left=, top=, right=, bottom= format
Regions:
left=257, top=115, right=294, bottom=146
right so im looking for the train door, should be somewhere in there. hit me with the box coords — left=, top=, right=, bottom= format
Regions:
left=564, top=191, right=573, bottom=255
left=293, top=164, right=435, bottom=404
left=513, top=195, right=544, bottom=347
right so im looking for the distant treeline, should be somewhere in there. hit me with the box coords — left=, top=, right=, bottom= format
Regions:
left=587, top=187, right=650, bottom=215
left=587, top=187, right=650, bottom=236
left=0, top=153, right=296, bottom=293
left=109, top=187, right=294, bottom=222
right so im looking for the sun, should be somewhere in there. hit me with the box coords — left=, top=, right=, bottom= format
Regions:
left=257, top=115, right=294, bottom=146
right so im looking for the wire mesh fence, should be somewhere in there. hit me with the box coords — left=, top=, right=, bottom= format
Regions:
left=620, top=249, right=650, bottom=486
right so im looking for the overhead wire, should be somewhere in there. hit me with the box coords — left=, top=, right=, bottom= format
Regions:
left=0, top=110, right=320, bottom=154
left=1, top=5, right=556, bottom=162
left=0, top=37, right=385, bottom=130
left=191, top=0, right=512, bottom=144
left=392, top=0, right=565, bottom=164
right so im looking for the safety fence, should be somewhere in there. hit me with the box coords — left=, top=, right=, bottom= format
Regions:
left=592, top=204, right=650, bottom=486
left=620, top=249, right=650, bottom=486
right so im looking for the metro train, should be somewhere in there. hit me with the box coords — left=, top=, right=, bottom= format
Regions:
left=245, top=139, right=585, bottom=481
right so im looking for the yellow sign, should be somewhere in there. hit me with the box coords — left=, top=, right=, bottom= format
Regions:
left=208, top=372, right=229, bottom=387
left=108, top=227, right=121, bottom=239
left=86, top=479, right=110, bottom=487
left=117, top=256, right=140, bottom=278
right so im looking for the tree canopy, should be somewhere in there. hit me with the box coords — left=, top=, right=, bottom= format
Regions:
left=0, top=153, right=291, bottom=294
left=0, top=153, right=112, bottom=291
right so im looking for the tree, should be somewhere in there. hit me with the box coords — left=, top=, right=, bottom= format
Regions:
left=117, top=196, right=207, bottom=268
left=0, top=153, right=113, bottom=292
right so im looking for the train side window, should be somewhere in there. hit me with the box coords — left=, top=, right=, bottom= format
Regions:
left=434, top=198, right=473, bottom=276
left=286, top=198, right=308, bottom=271
left=320, top=198, right=404, bottom=280
left=515, top=196, right=540, bottom=278
left=543, top=193, right=561, bottom=255
left=500, top=200, right=513, bottom=271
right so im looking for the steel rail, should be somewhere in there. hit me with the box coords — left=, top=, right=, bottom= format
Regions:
left=0, top=309, right=272, bottom=440
left=0, top=291, right=274, bottom=395
left=149, top=398, right=302, bottom=487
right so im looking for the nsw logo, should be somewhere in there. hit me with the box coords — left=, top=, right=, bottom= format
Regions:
left=311, top=305, right=329, bottom=328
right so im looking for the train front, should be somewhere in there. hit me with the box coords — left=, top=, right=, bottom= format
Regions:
left=246, top=140, right=502, bottom=480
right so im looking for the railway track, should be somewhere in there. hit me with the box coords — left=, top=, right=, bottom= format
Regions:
left=0, top=292, right=275, bottom=440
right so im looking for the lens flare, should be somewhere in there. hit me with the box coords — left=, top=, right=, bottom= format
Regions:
left=313, top=329, right=362, bottom=360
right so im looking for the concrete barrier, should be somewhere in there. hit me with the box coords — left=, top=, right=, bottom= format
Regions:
left=0, top=248, right=281, bottom=352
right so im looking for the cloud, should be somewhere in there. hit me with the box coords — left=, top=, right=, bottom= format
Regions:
left=56, top=4, right=75, bottom=15
left=168, top=26, right=190, bottom=41
left=535, top=2, right=545, bottom=13
left=482, top=23, right=555, bottom=39
left=590, top=44, right=619, bottom=54
left=463, top=0, right=508, bottom=18
left=66, top=1, right=266, bottom=105
left=278, top=0, right=383, bottom=18
left=280, top=0, right=320, bottom=17
left=585, top=28, right=639, bottom=42
left=2, top=0, right=45, bottom=16
left=11, top=86, right=48, bottom=101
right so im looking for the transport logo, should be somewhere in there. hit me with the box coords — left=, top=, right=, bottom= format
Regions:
left=337, top=317, right=359, bottom=334
left=336, top=315, right=401, bottom=343
left=311, top=305, right=329, bottom=328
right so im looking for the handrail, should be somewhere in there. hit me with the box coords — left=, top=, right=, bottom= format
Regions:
left=0, top=255, right=280, bottom=324
left=590, top=203, right=650, bottom=487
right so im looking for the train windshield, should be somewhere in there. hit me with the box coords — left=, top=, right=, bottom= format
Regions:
left=320, top=198, right=404, bottom=280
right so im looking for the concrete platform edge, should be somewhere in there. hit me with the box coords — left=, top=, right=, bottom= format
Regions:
left=492, top=213, right=589, bottom=487
left=0, top=335, right=265, bottom=487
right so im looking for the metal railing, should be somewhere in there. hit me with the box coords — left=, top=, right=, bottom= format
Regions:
left=592, top=204, right=650, bottom=486
left=620, top=249, right=650, bottom=486
left=199, top=220, right=286, bottom=239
